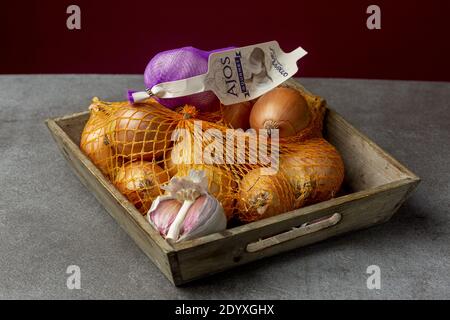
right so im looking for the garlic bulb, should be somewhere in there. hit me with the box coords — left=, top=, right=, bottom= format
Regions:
left=147, top=170, right=227, bottom=243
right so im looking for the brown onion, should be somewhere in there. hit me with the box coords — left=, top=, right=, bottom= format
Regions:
left=237, top=168, right=295, bottom=222
left=108, top=101, right=175, bottom=161
left=222, top=101, right=253, bottom=130
left=163, top=134, right=196, bottom=178
left=280, top=138, right=344, bottom=207
left=114, top=161, right=169, bottom=214
left=249, top=87, right=311, bottom=138
left=80, top=125, right=114, bottom=176
left=163, top=148, right=178, bottom=178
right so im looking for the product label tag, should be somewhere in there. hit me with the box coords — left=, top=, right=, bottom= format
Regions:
left=146, top=41, right=307, bottom=105
left=205, top=41, right=307, bottom=105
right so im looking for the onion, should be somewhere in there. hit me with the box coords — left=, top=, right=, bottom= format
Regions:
left=222, top=101, right=253, bottom=130
left=108, top=101, right=175, bottom=161
left=88, top=97, right=118, bottom=116
left=163, top=134, right=196, bottom=178
left=237, top=168, right=295, bottom=222
left=176, top=164, right=236, bottom=220
left=280, top=138, right=344, bottom=207
left=114, top=161, right=169, bottom=214
left=249, top=87, right=311, bottom=138
left=80, top=124, right=115, bottom=176
left=163, top=148, right=178, bottom=178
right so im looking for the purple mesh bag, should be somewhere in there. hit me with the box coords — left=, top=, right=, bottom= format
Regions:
left=143, top=46, right=233, bottom=112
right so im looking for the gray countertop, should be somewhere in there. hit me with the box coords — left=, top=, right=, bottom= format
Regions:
left=1, top=75, right=449, bottom=299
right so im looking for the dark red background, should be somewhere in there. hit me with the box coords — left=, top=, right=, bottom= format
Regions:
left=1, top=0, right=449, bottom=81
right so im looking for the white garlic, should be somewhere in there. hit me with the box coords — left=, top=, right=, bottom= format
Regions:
left=147, top=170, right=226, bottom=243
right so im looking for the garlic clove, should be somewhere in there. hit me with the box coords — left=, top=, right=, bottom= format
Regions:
left=148, top=199, right=181, bottom=236
left=165, top=199, right=194, bottom=242
left=180, top=195, right=208, bottom=235
left=178, top=194, right=226, bottom=242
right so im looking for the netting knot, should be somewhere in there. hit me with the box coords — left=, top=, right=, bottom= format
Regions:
left=179, top=105, right=198, bottom=119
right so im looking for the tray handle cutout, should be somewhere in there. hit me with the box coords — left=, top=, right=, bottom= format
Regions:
left=246, top=213, right=342, bottom=253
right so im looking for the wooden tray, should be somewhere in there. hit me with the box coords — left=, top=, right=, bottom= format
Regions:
left=46, top=81, right=420, bottom=286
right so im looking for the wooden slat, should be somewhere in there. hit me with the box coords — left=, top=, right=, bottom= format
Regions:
left=325, top=109, right=419, bottom=190
left=54, top=111, right=90, bottom=146
left=246, top=213, right=342, bottom=253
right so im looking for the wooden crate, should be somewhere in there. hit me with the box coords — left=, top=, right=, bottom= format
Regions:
left=46, top=81, right=420, bottom=285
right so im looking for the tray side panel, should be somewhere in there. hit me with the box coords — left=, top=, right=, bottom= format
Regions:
left=46, top=119, right=180, bottom=284
left=325, top=109, right=413, bottom=191
left=174, top=179, right=417, bottom=285
left=55, top=111, right=90, bottom=146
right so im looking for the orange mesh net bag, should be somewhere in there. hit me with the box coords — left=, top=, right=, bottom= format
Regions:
left=80, top=84, right=344, bottom=224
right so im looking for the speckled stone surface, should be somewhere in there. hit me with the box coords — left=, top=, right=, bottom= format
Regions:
left=0, top=75, right=449, bottom=299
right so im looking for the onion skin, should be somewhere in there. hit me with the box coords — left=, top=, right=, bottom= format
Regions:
left=80, top=125, right=115, bottom=176
left=114, top=162, right=169, bottom=214
left=164, top=148, right=178, bottom=178
left=280, top=138, right=344, bottom=208
left=222, top=101, right=253, bottom=130
left=108, top=101, right=175, bottom=161
left=237, top=168, right=295, bottom=222
left=164, top=136, right=194, bottom=178
left=250, top=87, right=311, bottom=138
